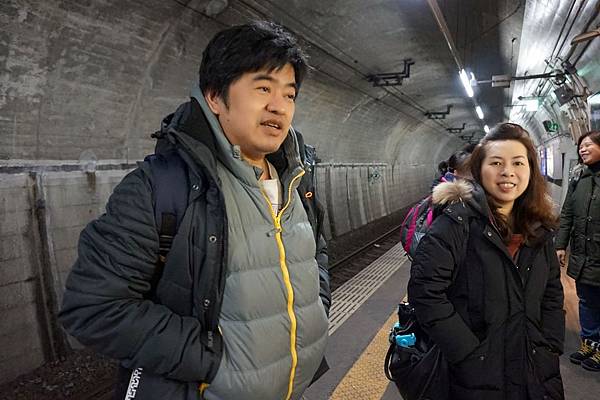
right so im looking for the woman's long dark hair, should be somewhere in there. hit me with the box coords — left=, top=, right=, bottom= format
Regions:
left=469, top=123, right=558, bottom=243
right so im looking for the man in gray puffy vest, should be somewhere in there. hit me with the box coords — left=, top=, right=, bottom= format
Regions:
left=59, top=21, right=330, bottom=400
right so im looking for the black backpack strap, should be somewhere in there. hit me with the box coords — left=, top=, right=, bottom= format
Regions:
left=298, top=179, right=325, bottom=243
left=158, top=213, right=178, bottom=263
left=296, top=137, right=324, bottom=242
left=144, top=149, right=190, bottom=286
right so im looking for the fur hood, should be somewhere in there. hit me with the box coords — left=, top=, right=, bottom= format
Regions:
left=432, top=179, right=489, bottom=219
left=431, top=179, right=474, bottom=206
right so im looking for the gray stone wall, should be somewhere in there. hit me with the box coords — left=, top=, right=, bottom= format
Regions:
left=0, top=174, right=45, bottom=384
left=0, top=166, right=133, bottom=384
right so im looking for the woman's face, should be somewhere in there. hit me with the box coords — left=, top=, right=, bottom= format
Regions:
left=480, top=140, right=530, bottom=214
left=579, top=136, right=600, bottom=165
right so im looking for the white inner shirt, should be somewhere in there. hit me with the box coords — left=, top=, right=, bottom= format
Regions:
left=259, top=161, right=282, bottom=214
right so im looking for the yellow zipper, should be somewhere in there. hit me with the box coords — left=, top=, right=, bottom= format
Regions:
left=199, top=382, right=209, bottom=397
left=260, top=170, right=305, bottom=400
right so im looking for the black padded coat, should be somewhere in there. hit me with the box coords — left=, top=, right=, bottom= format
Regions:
left=408, top=181, right=565, bottom=400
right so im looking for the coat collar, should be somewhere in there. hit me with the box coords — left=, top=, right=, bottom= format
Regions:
left=432, top=179, right=488, bottom=220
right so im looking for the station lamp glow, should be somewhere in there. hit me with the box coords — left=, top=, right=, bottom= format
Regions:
left=484, top=125, right=490, bottom=133
left=475, top=106, right=484, bottom=120
left=459, top=69, right=474, bottom=97
left=517, top=96, right=541, bottom=112
left=524, top=98, right=539, bottom=112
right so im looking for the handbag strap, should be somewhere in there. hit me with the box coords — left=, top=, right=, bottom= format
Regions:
left=384, top=343, right=395, bottom=381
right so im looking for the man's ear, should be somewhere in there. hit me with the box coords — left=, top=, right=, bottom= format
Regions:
left=204, top=91, right=224, bottom=115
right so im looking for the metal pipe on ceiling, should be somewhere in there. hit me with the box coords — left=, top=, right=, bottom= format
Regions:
left=549, top=0, right=578, bottom=60
left=426, top=0, right=487, bottom=132
left=426, top=0, right=465, bottom=71
left=568, top=0, right=600, bottom=66
left=553, top=0, right=588, bottom=61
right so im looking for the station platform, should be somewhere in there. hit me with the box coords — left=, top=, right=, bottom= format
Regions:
left=304, top=243, right=600, bottom=400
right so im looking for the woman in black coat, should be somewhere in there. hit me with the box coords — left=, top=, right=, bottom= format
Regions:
left=408, top=123, right=565, bottom=400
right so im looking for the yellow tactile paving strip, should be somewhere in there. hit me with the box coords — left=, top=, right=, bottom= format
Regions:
left=330, top=309, right=398, bottom=400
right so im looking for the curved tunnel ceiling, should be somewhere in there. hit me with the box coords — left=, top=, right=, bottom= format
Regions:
left=1, top=0, right=525, bottom=165
left=247, top=0, right=525, bottom=162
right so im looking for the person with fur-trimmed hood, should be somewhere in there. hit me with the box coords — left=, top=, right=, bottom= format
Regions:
left=408, top=123, right=565, bottom=399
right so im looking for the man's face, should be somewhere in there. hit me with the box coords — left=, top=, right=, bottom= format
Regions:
left=205, top=63, right=297, bottom=161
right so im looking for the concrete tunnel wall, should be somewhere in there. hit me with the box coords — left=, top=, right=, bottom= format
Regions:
left=0, top=1, right=463, bottom=383
left=0, top=0, right=461, bottom=164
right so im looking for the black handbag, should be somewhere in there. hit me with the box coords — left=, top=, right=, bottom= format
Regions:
left=384, top=303, right=449, bottom=400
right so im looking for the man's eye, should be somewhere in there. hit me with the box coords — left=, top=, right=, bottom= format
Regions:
left=287, top=94, right=296, bottom=101
left=258, top=87, right=270, bottom=93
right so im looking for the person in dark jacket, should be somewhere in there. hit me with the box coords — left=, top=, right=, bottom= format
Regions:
left=431, top=160, right=450, bottom=189
left=408, top=123, right=565, bottom=400
left=447, top=149, right=472, bottom=180
left=556, top=130, right=600, bottom=371
left=59, top=21, right=330, bottom=400
left=432, top=148, right=473, bottom=189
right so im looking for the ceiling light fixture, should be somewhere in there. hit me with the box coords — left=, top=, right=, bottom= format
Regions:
left=484, top=125, right=490, bottom=133
left=520, top=98, right=540, bottom=112
left=459, top=69, right=474, bottom=97
left=475, top=106, right=484, bottom=120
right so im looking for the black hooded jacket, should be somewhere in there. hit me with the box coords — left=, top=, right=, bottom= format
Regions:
left=556, top=162, right=600, bottom=286
left=408, top=180, right=565, bottom=400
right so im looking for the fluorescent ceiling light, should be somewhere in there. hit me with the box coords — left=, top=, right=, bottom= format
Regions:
left=523, top=98, right=539, bottom=112
left=588, top=92, right=600, bottom=105
left=460, top=69, right=474, bottom=97
left=475, top=106, right=484, bottom=119
left=484, top=125, right=490, bottom=133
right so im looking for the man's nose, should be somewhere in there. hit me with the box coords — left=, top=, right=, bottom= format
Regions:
left=266, top=94, right=288, bottom=115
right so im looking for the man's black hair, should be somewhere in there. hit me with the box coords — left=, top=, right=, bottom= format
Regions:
left=198, top=21, right=309, bottom=105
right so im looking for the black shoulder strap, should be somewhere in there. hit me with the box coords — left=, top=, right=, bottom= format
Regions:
left=144, top=149, right=190, bottom=263
left=297, top=143, right=325, bottom=242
